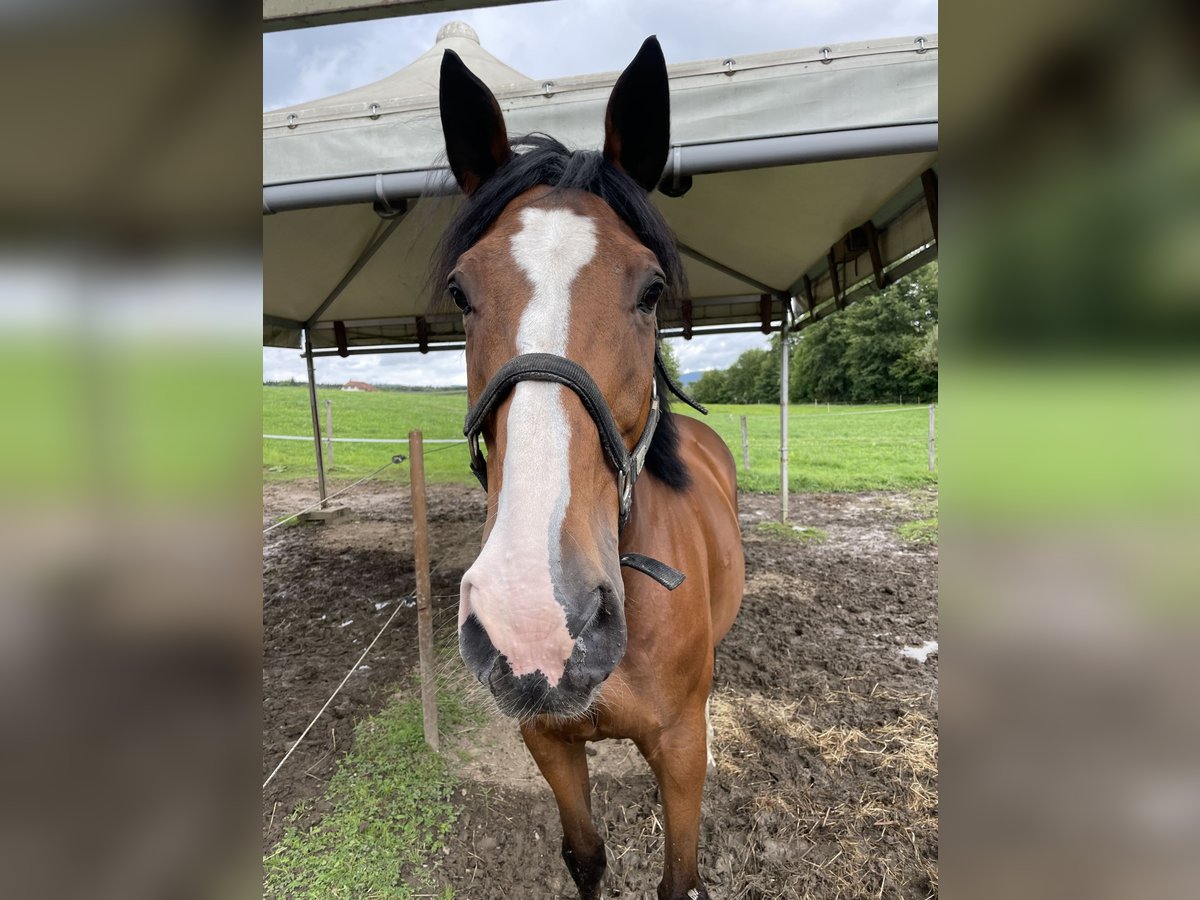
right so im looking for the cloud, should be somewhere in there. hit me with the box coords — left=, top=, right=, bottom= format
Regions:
left=667, top=333, right=770, bottom=373
left=263, top=0, right=936, bottom=109
left=263, top=346, right=468, bottom=386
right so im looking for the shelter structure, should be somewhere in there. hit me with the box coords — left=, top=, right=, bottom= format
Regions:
left=264, top=0, right=542, bottom=32
left=263, top=23, right=938, bottom=515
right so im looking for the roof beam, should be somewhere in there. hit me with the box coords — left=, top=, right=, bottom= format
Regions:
left=264, top=313, right=304, bottom=330
left=793, top=242, right=937, bottom=332
left=304, top=208, right=407, bottom=328
left=788, top=173, right=934, bottom=303
left=921, top=168, right=939, bottom=240
left=306, top=342, right=466, bottom=357
left=864, top=220, right=886, bottom=290
left=302, top=295, right=781, bottom=330
left=659, top=323, right=785, bottom=339
left=678, top=242, right=785, bottom=297
left=305, top=318, right=801, bottom=351
left=668, top=122, right=937, bottom=179
left=263, top=123, right=937, bottom=214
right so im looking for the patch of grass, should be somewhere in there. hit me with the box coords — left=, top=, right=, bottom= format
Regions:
left=264, top=385, right=938, bottom=494
left=263, top=685, right=479, bottom=899
left=756, top=522, right=828, bottom=543
left=897, top=517, right=938, bottom=546
left=263, top=385, right=472, bottom=487
left=680, top=402, right=936, bottom=494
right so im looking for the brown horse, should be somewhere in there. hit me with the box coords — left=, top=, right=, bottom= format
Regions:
left=436, top=37, right=744, bottom=900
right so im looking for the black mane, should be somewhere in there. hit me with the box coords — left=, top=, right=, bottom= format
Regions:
left=431, top=134, right=691, bottom=491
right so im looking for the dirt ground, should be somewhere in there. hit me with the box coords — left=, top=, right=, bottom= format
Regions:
left=263, top=481, right=938, bottom=898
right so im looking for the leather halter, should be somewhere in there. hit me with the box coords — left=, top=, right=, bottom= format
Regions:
left=463, top=348, right=706, bottom=591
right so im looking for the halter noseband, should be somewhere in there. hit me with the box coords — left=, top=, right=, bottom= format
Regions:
left=463, top=348, right=706, bottom=592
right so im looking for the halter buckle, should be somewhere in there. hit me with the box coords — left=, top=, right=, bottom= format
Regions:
left=468, top=434, right=488, bottom=489
left=631, top=378, right=659, bottom=479
left=617, top=469, right=633, bottom=522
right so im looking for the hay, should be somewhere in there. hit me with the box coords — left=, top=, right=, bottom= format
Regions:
left=704, top=685, right=939, bottom=899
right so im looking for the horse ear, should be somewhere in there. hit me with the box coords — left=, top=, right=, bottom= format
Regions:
left=439, top=50, right=511, bottom=195
left=603, top=36, right=670, bottom=192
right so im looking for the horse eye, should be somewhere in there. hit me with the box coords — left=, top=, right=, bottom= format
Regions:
left=638, top=280, right=665, bottom=312
left=448, top=283, right=472, bottom=314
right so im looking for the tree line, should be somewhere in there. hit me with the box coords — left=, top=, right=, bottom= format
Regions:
left=689, top=262, right=937, bottom=405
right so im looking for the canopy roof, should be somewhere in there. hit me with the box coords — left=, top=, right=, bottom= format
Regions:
left=263, top=24, right=938, bottom=353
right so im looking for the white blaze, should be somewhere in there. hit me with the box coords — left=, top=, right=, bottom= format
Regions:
left=460, top=208, right=597, bottom=684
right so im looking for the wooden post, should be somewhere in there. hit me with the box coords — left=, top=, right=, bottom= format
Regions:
left=928, top=405, right=936, bottom=472
left=409, top=431, right=439, bottom=751
left=740, top=415, right=750, bottom=471
left=325, top=399, right=333, bottom=467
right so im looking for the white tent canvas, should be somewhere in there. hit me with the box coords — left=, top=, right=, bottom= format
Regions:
left=263, top=23, right=937, bottom=352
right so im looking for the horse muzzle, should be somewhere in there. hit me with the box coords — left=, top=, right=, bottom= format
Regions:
left=459, top=572, right=627, bottom=720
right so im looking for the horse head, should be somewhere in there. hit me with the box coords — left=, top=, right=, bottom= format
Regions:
left=437, top=38, right=678, bottom=720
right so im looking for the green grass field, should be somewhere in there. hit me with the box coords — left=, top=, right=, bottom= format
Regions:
left=263, top=386, right=470, bottom=486
left=263, top=385, right=937, bottom=494
left=265, top=672, right=480, bottom=899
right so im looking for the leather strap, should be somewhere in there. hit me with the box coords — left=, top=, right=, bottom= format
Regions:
left=654, top=347, right=708, bottom=415
left=463, top=349, right=704, bottom=591
left=464, top=353, right=631, bottom=487
left=620, top=553, right=686, bottom=591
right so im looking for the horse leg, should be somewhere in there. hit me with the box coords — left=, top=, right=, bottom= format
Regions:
left=706, top=648, right=718, bottom=770
left=705, top=695, right=715, bottom=770
left=521, top=725, right=606, bottom=899
left=639, top=711, right=711, bottom=900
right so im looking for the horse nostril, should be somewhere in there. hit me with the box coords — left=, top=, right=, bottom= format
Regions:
left=459, top=612, right=501, bottom=683
left=597, top=579, right=622, bottom=615
left=569, top=582, right=616, bottom=637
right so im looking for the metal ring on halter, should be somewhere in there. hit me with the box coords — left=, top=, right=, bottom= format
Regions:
left=617, top=471, right=632, bottom=519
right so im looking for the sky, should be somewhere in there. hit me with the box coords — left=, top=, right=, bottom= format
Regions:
left=263, top=0, right=937, bottom=385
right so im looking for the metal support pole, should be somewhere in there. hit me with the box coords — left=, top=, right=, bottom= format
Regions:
left=928, top=405, right=936, bottom=472
left=303, top=328, right=329, bottom=508
left=325, top=399, right=333, bottom=467
left=409, top=431, right=439, bottom=751
left=780, top=316, right=790, bottom=522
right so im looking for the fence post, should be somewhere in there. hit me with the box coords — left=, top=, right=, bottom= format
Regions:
left=740, top=415, right=750, bottom=471
left=928, top=405, right=936, bottom=472
left=325, top=399, right=333, bottom=467
left=409, top=431, right=439, bottom=751
left=779, top=315, right=790, bottom=523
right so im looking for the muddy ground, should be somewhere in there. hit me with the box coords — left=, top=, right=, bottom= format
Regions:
left=263, top=481, right=938, bottom=898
